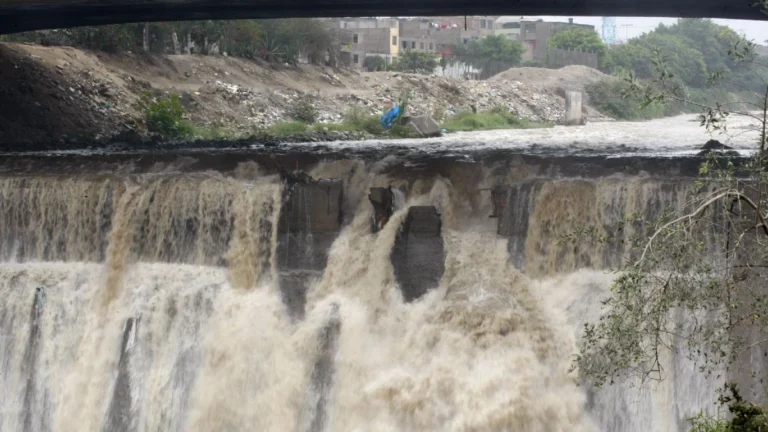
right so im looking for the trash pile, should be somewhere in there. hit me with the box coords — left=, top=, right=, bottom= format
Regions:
left=353, top=71, right=613, bottom=124
left=194, top=70, right=611, bottom=131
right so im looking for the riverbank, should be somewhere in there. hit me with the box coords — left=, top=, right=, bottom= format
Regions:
left=1, top=41, right=611, bottom=148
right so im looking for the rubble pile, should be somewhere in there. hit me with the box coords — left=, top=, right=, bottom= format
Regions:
left=196, top=71, right=610, bottom=131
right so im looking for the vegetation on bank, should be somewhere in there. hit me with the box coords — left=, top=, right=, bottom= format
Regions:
left=441, top=106, right=551, bottom=132
left=560, top=3, right=768, bottom=430
left=140, top=91, right=421, bottom=141
left=581, top=18, right=768, bottom=121
left=141, top=90, right=546, bottom=142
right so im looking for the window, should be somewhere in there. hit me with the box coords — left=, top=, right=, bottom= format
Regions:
left=429, top=43, right=433, bottom=50
left=481, top=19, right=487, bottom=29
left=402, top=40, right=408, bottom=49
left=353, top=34, right=359, bottom=44
left=420, top=42, right=424, bottom=49
left=392, top=36, right=397, bottom=46
left=353, top=54, right=359, bottom=64
left=411, top=41, right=416, bottom=49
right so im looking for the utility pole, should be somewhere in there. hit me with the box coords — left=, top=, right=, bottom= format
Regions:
left=621, top=24, right=633, bottom=42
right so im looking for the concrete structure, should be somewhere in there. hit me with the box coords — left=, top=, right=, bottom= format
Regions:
left=405, top=115, right=442, bottom=137
left=398, top=19, right=437, bottom=53
left=528, top=20, right=596, bottom=62
left=547, top=47, right=599, bottom=68
left=330, top=18, right=399, bottom=67
left=494, top=16, right=525, bottom=40
left=564, top=91, right=584, bottom=126
left=492, top=17, right=598, bottom=62
left=1, top=1, right=765, bottom=35
left=391, top=206, right=445, bottom=302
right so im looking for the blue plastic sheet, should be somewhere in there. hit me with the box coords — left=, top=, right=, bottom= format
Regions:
left=380, top=106, right=400, bottom=129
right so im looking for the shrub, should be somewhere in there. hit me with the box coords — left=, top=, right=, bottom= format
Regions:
left=343, top=107, right=384, bottom=134
left=144, top=94, right=193, bottom=138
left=688, top=411, right=730, bottom=432
left=288, top=94, right=318, bottom=124
left=397, top=90, right=412, bottom=123
left=585, top=79, right=667, bottom=121
left=390, top=124, right=413, bottom=138
left=268, top=121, right=308, bottom=136
left=432, top=105, right=446, bottom=122
left=441, top=108, right=550, bottom=132
left=687, top=385, right=768, bottom=432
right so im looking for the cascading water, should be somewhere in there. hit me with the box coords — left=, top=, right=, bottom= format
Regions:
left=0, top=153, right=745, bottom=432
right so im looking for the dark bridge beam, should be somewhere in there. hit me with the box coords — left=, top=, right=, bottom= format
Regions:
left=0, top=0, right=765, bottom=35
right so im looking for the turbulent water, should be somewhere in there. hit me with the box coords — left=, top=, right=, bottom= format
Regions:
left=0, top=157, right=730, bottom=432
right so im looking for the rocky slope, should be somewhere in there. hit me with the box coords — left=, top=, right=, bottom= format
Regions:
left=0, top=42, right=613, bottom=146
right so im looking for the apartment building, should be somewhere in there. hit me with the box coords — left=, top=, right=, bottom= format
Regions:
left=398, top=19, right=437, bottom=53
left=326, top=16, right=595, bottom=69
left=329, top=18, right=400, bottom=67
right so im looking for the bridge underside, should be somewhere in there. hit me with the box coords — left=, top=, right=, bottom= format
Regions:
left=0, top=0, right=765, bottom=34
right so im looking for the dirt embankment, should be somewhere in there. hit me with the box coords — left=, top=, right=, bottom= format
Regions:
left=0, top=42, right=613, bottom=148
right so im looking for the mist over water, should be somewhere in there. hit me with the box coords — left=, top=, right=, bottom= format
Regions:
left=0, top=158, right=724, bottom=431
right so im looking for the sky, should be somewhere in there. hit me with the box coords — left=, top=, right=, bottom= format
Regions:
left=530, top=16, right=768, bottom=44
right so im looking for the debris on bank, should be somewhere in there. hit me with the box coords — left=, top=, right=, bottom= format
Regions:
left=0, top=41, right=613, bottom=146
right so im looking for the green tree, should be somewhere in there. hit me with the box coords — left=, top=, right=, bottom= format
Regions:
left=221, top=21, right=263, bottom=59
left=603, top=33, right=707, bottom=87
left=547, top=26, right=606, bottom=57
left=602, top=43, right=655, bottom=76
left=569, top=8, right=768, bottom=399
left=390, top=51, right=438, bottom=74
left=455, top=35, right=524, bottom=78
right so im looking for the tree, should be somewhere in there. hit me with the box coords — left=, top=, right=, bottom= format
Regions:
left=602, top=43, right=655, bottom=77
left=569, top=9, right=768, bottom=396
left=389, top=51, right=438, bottom=74
left=222, top=21, right=262, bottom=59
left=363, top=56, right=387, bottom=71
left=547, top=26, right=606, bottom=57
left=454, top=35, right=524, bottom=78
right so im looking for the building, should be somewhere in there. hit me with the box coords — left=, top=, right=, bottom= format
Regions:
left=398, top=19, right=437, bottom=53
left=493, top=17, right=596, bottom=62
left=325, top=16, right=596, bottom=70
left=528, top=19, right=596, bottom=62
left=328, top=18, right=400, bottom=67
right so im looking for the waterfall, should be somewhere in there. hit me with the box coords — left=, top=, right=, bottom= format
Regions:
left=0, top=155, right=748, bottom=432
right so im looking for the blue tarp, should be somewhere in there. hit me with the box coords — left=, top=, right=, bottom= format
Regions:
left=380, top=106, right=400, bottom=129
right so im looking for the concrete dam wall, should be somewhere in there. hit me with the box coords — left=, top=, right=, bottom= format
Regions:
left=0, top=150, right=760, bottom=431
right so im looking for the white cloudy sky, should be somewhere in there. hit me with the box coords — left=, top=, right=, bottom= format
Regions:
left=531, top=16, right=768, bottom=43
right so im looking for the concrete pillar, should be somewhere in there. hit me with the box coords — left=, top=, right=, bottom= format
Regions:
left=277, top=179, right=344, bottom=319
left=564, top=90, right=584, bottom=126
left=142, top=23, right=149, bottom=52
left=172, top=32, right=180, bottom=55
left=391, top=206, right=445, bottom=302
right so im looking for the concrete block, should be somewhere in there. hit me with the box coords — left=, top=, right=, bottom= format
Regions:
left=406, top=115, right=442, bottom=138
left=564, top=91, right=584, bottom=126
